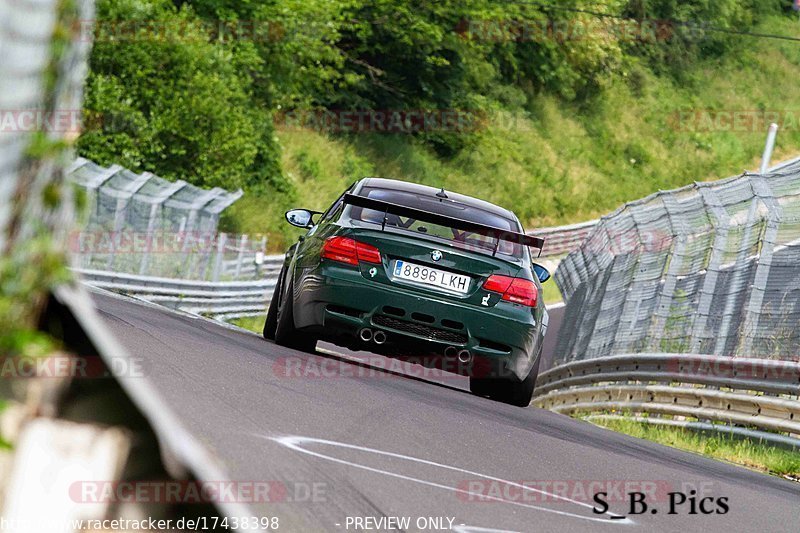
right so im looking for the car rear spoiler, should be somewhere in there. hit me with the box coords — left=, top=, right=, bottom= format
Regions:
left=343, top=193, right=545, bottom=256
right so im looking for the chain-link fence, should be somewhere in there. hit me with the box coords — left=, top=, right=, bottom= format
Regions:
left=68, top=157, right=242, bottom=235
left=554, top=157, right=800, bottom=364
left=67, top=157, right=273, bottom=280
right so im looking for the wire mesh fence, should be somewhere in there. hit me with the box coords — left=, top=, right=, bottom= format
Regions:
left=67, top=157, right=273, bottom=280
left=554, top=157, right=800, bottom=364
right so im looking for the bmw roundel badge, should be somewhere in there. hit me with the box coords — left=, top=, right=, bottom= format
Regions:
left=431, top=250, right=443, bottom=262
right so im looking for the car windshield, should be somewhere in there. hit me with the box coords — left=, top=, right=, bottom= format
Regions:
left=349, top=186, right=524, bottom=257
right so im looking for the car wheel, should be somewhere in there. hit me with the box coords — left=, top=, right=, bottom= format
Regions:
left=470, top=349, right=540, bottom=407
left=262, top=267, right=285, bottom=340
left=503, top=362, right=538, bottom=407
left=274, top=278, right=317, bottom=353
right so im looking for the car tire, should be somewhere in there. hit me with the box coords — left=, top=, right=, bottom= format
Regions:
left=503, top=358, right=539, bottom=407
left=262, top=267, right=285, bottom=340
left=274, top=278, right=317, bottom=353
left=470, top=348, right=540, bottom=407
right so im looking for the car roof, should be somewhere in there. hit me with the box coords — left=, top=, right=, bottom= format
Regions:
left=356, top=177, right=519, bottom=223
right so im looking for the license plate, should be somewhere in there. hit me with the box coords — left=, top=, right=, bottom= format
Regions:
left=392, top=261, right=471, bottom=294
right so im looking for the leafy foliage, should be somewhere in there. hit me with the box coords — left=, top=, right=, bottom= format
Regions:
left=79, top=0, right=281, bottom=190
left=78, top=0, right=791, bottom=210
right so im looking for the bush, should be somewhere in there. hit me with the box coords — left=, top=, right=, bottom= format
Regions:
left=78, top=0, right=282, bottom=190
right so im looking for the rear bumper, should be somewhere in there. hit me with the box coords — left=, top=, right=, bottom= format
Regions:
left=292, top=263, right=542, bottom=379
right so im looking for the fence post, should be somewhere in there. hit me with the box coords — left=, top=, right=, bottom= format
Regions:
left=759, top=123, right=779, bottom=174
left=690, top=186, right=730, bottom=353
left=211, top=233, right=227, bottom=282
left=737, top=176, right=782, bottom=355
left=713, top=195, right=759, bottom=355
left=139, top=203, right=159, bottom=276
left=234, top=235, right=248, bottom=278
left=105, top=197, right=127, bottom=270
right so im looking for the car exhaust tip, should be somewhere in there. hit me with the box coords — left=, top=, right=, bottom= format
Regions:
left=457, top=349, right=472, bottom=364
left=444, top=346, right=457, bottom=358
left=373, top=330, right=387, bottom=345
left=359, top=328, right=373, bottom=342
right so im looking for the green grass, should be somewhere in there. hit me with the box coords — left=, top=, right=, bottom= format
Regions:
left=230, top=315, right=265, bottom=334
left=590, top=416, right=800, bottom=479
left=222, top=15, right=800, bottom=253
left=541, top=279, right=563, bottom=305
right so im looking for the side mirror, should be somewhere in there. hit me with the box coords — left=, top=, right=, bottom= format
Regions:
left=285, top=209, right=318, bottom=229
left=532, top=263, right=550, bottom=284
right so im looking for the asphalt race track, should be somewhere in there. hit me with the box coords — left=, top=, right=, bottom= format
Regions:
left=93, top=290, right=800, bottom=532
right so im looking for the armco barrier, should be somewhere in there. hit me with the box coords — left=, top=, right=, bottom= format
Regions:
left=75, top=268, right=278, bottom=320
left=533, top=353, right=800, bottom=448
left=537, top=154, right=800, bottom=445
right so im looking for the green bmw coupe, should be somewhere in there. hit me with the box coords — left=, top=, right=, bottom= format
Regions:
left=263, top=178, right=551, bottom=407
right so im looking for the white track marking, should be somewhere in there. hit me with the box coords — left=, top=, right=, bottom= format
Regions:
left=269, top=435, right=635, bottom=526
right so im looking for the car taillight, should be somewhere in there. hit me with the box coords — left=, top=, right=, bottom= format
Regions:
left=482, top=274, right=538, bottom=307
left=321, top=236, right=381, bottom=265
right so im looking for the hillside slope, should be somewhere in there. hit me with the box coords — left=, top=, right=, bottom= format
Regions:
left=225, top=15, right=800, bottom=250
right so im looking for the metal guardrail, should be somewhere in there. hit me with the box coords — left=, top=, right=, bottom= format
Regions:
left=75, top=268, right=278, bottom=320
left=533, top=353, right=800, bottom=447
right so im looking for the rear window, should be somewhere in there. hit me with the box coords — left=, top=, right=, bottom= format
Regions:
left=348, top=187, right=524, bottom=257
